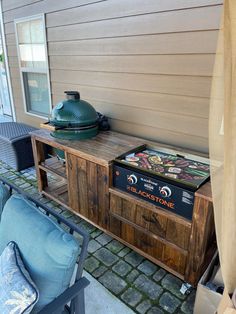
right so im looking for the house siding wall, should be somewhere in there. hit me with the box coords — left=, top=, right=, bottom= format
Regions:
left=2, top=0, right=223, bottom=152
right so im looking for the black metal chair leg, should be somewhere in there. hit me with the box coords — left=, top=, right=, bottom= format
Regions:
left=77, top=289, right=85, bottom=314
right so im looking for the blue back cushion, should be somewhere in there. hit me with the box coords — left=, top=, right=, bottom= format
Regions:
left=0, top=194, right=80, bottom=312
left=0, top=183, right=10, bottom=220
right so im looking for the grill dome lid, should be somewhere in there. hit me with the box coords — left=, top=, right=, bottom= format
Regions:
left=50, top=91, right=98, bottom=128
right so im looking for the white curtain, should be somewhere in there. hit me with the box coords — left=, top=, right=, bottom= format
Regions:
left=209, top=0, right=236, bottom=296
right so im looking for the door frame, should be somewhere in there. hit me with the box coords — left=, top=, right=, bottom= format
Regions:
left=0, top=0, right=16, bottom=120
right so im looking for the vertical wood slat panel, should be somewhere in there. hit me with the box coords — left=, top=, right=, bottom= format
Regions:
left=185, top=193, right=216, bottom=286
left=67, top=153, right=109, bottom=227
left=97, top=165, right=109, bottom=228
left=109, top=214, right=187, bottom=275
left=135, top=228, right=164, bottom=261
left=75, top=157, right=88, bottom=216
left=163, top=246, right=187, bottom=275
left=67, top=153, right=80, bottom=211
left=166, top=219, right=191, bottom=250
left=87, top=161, right=98, bottom=224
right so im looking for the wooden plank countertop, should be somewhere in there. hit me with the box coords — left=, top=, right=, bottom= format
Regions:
left=30, top=129, right=145, bottom=166
left=30, top=129, right=212, bottom=200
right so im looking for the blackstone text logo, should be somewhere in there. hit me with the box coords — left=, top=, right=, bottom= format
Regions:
left=127, top=186, right=175, bottom=209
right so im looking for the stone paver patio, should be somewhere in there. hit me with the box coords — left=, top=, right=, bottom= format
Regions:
left=0, top=159, right=196, bottom=314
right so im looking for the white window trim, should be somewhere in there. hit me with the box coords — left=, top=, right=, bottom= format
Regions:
left=14, top=14, right=52, bottom=120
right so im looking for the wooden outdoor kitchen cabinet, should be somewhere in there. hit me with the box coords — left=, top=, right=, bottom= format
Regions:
left=31, top=129, right=216, bottom=287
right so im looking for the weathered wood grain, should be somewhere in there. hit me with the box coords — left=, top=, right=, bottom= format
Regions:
left=97, top=165, right=109, bottom=228
left=166, top=219, right=191, bottom=250
left=110, top=214, right=187, bottom=275
left=31, top=129, right=145, bottom=166
left=31, top=125, right=215, bottom=286
left=67, top=153, right=109, bottom=227
left=185, top=196, right=216, bottom=286
left=31, top=138, right=47, bottom=192
left=110, top=191, right=191, bottom=250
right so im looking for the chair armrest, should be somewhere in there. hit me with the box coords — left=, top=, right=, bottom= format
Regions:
left=37, top=277, right=90, bottom=314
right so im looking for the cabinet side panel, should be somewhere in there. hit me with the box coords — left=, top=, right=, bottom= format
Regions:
left=185, top=197, right=216, bottom=285
left=31, top=137, right=47, bottom=192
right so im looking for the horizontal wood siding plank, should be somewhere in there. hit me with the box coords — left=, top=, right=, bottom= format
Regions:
left=8, top=56, right=19, bottom=67
left=46, top=0, right=223, bottom=28
left=52, top=94, right=208, bottom=138
left=3, top=0, right=107, bottom=23
left=50, top=54, right=215, bottom=76
left=5, top=34, right=16, bottom=45
left=11, top=89, right=24, bottom=102
left=15, top=108, right=45, bottom=126
left=47, top=6, right=222, bottom=42
left=110, top=119, right=209, bottom=153
left=7, top=45, right=17, bottom=57
left=48, top=31, right=219, bottom=56
left=51, top=82, right=210, bottom=118
left=9, top=67, right=20, bottom=79
left=4, top=22, right=14, bottom=35
left=2, top=0, right=42, bottom=12
left=50, top=70, right=212, bottom=98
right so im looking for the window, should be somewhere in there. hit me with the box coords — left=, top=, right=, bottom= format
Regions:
left=15, top=15, right=51, bottom=118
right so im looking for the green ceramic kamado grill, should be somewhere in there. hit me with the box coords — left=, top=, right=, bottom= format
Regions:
left=50, top=91, right=98, bottom=140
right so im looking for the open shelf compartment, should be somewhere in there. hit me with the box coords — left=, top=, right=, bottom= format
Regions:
left=42, top=177, right=69, bottom=208
left=39, top=156, right=67, bottom=179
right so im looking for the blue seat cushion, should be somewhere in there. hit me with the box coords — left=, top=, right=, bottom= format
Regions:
left=0, top=194, right=80, bottom=312
left=0, top=241, right=39, bottom=314
left=0, top=183, right=10, bottom=220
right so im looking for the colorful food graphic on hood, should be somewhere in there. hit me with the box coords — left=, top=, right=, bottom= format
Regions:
left=121, top=148, right=210, bottom=189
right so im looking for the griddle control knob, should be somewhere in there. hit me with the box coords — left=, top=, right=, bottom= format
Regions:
left=127, top=174, right=138, bottom=185
left=160, top=186, right=172, bottom=198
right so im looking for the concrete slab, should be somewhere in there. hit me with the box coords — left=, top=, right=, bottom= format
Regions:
left=84, top=271, right=135, bottom=314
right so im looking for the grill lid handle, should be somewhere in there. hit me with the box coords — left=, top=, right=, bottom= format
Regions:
left=64, top=91, right=80, bottom=100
